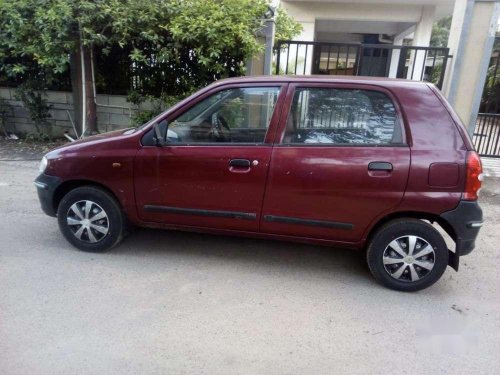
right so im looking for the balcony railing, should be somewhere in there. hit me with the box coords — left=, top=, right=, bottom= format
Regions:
left=274, top=41, right=451, bottom=89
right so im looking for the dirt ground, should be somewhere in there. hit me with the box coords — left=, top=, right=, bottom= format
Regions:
left=0, top=138, right=67, bottom=160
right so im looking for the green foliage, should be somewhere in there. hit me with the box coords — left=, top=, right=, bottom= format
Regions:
left=14, top=81, right=52, bottom=137
left=428, top=63, right=443, bottom=86
left=430, top=16, right=452, bottom=48
left=219, top=97, right=245, bottom=128
left=486, top=64, right=500, bottom=88
left=127, top=90, right=193, bottom=126
left=275, top=7, right=302, bottom=43
left=0, top=0, right=75, bottom=79
left=481, top=63, right=500, bottom=112
left=1, top=0, right=303, bottom=132
left=1, top=0, right=301, bottom=98
left=169, top=0, right=267, bottom=73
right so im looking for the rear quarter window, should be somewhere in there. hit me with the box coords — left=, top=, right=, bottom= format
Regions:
left=283, top=87, right=403, bottom=145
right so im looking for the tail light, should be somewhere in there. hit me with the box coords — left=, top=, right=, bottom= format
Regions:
left=463, top=151, right=483, bottom=201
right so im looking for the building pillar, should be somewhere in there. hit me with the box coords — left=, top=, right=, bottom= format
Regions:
left=247, top=8, right=277, bottom=76
left=408, top=5, right=435, bottom=80
left=441, top=0, right=469, bottom=97
left=443, top=0, right=500, bottom=135
left=388, top=26, right=415, bottom=78
left=388, top=34, right=404, bottom=79
left=246, top=39, right=265, bottom=76
left=263, top=18, right=276, bottom=75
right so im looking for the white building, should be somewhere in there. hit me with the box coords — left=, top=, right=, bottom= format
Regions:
left=249, top=0, right=500, bottom=135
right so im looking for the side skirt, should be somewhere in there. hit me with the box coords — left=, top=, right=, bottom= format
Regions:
left=136, top=220, right=362, bottom=250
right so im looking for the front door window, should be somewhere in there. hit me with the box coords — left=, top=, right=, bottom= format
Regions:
left=164, top=86, right=281, bottom=144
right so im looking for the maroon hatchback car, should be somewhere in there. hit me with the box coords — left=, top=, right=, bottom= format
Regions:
left=35, top=76, right=483, bottom=291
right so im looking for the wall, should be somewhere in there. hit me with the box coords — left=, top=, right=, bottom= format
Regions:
left=0, top=87, right=139, bottom=137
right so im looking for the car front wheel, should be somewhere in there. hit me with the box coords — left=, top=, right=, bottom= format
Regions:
left=366, top=219, right=449, bottom=292
left=57, top=186, right=125, bottom=252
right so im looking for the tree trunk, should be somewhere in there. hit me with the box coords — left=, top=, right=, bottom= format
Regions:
left=70, top=38, right=97, bottom=136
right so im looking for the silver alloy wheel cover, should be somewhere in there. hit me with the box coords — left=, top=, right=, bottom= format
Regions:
left=382, top=235, right=436, bottom=283
left=66, top=200, right=109, bottom=243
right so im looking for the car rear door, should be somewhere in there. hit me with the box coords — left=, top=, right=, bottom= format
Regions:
left=134, top=83, right=287, bottom=232
left=261, top=82, right=410, bottom=244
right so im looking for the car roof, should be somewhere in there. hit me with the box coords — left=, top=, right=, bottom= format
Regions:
left=210, top=75, right=430, bottom=89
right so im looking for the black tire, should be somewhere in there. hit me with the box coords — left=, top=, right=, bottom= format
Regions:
left=366, top=219, right=449, bottom=292
left=57, top=186, right=125, bottom=252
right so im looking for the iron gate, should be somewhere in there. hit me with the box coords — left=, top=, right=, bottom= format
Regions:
left=473, top=38, right=500, bottom=158
left=473, top=114, right=500, bottom=158
left=274, top=41, right=451, bottom=89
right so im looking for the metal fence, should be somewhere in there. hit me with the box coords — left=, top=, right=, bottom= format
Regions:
left=473, top=38, right=500, bottom=157
left=473, top=114, right=500, bottom=158
left=274, top=41, right=451, bottom=89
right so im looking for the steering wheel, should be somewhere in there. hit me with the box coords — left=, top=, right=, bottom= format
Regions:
left=211, top=113, right=231, bottom=141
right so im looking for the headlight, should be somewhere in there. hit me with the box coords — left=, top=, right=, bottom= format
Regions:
left=39, top=156, right=48, bottom=174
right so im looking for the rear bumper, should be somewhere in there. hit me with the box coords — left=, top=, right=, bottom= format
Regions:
left=440, top=200, right=483, bottom=257
left=34, top=173, right=62, bottom=217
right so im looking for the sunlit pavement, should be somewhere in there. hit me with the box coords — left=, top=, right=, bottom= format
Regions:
left=1, top=160, right=499, bottom=374
left=482, top=156, right=500, bottom=178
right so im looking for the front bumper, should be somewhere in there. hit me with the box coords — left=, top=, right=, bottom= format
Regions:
left=34, top=173, right=62, bottom=217
left=440, top=200, right=483, bottom=257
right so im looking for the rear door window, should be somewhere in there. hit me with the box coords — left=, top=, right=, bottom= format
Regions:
left=282, top=87, right=403, bottom=145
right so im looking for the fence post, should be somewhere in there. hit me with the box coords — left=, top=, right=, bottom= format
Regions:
left=396, top=47, right=408, bottom=78
left=275, top=42, right=281, bottom=75
left=354, top=45, right=362, bottom=76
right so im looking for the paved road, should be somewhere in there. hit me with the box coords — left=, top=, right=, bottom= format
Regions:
left=482, top=156, right=500, bottom=178
left=1, top=160, right=499, bottom=375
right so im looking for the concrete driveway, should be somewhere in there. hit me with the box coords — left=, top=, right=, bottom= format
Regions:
left=1, top=160, right=499, bottom=375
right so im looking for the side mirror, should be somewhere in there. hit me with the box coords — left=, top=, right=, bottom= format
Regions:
left=153, top=122, right=166, bottom=146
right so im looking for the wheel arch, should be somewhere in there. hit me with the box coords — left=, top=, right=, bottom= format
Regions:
left=364, top=211, right=457, bottom=249
left=52, top=179, right=122, bottom=215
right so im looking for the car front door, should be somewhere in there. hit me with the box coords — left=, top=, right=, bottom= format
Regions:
left=261, top=83, right=411, bottom=244
left=134, top=84, right=286, bottom=232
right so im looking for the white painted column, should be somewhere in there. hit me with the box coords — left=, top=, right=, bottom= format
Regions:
left=441, top=0, right=469, bottom=97
left=263, top=18, right=276, bottom=75
left=408, top=5, right=435, bottom=80
left=388, top=26, right=415, bottom=78
left=388, top=34, right=404, bottom=79
left=444, top=0, right=500, bottom=134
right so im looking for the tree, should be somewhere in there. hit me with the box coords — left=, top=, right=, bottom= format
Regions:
left=275, top=7, right=303, bottom=43
left=0, top=0, right=301, bottom=135
left=430, top=16, right=452, bottom=48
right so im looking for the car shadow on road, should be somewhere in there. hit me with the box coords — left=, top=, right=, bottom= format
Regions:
left=111, top=227, right=372, bottom=285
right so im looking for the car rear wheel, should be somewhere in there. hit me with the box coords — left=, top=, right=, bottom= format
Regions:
left=366, top=219, right=449, bottom=292
left=57, top=186, right=125, bottom=252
